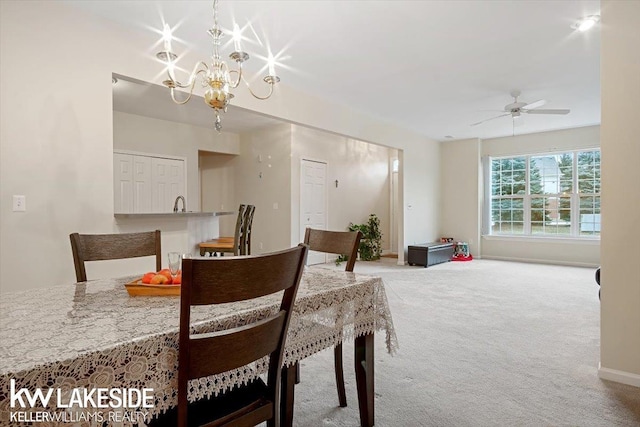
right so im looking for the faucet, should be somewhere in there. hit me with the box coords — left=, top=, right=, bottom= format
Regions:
left=173, top=196, right=186, bottom=213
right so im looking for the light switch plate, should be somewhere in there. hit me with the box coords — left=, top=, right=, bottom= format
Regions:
left=13, top=195, right=26, bottom=212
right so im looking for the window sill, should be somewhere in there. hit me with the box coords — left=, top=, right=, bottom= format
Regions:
left=482, top=234, right=600, bottom=245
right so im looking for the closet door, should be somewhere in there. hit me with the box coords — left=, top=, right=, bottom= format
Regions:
left=132, top=155, right=152, bottom=213
left=152, top=157, right=185, bottom=213
left=114, top=153, right=133, bottom=213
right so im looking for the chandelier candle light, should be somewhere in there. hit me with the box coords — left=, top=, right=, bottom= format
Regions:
left=156, top=0, right=280, bottom=132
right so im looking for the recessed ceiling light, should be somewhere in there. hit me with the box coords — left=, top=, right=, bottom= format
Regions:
left=444, top=135, right=454, bottom=139
left=574, top=15, right=600, bottom=32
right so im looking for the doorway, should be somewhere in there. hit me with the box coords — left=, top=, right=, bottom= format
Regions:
left=390, top=156, right=400, bottom=254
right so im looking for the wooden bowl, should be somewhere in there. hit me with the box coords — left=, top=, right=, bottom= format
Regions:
left=125, top=278, right=180, bottom=296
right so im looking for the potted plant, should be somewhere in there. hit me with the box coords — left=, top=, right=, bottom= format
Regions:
left=348, top=214, right=382, bottom=261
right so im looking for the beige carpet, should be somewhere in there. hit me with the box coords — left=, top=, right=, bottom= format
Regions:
left=288, top=258, right=640, bottom=426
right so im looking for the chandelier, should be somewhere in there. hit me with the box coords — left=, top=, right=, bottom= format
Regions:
left=156, top=0, right=280, bottom=132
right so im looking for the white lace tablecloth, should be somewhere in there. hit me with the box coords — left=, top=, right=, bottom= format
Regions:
left=0, top=267, right=397, bottom=426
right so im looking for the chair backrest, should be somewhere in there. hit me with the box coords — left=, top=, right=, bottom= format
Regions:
left=303, top=228, right=362, bottom=272
left=178, top=244, right=308, bottom=427
left=69, top=230, right=161, bottom=282
left=242, top=205, right=256, bottom=255
left=232, top=204, right=248, bottom=256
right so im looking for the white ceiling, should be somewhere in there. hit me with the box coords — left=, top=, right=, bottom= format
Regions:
left=78, top=0, right=601, bottom=141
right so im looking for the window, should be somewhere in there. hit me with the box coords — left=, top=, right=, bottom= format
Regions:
left=392, top=158, right=399, bottom=173
left=488, top=150, right=600, bottom=238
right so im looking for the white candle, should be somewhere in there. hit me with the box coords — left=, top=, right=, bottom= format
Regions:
left=268, top=55, right=276, bottom=76
left=233, top=24, right=242, bottom=52
left=163, top=23, right=172, bottom=53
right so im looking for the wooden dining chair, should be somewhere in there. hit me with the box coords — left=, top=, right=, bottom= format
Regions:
left=69, top=230, right=161, bottom=282
left=149, top=244, right=308, bottom=427
left=301, top=227, right=362, bottom=407
left=243, top=205, right=256, bottom=255
left=199, top=204, right=249, bottom=256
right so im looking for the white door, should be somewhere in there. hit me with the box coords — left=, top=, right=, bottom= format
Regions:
left=114, top=154, right=153, bottom=213
left=114, top=153, right=133, bottom=213
left=152, top=157, right=185, bottom=213
left=300, top=159, right=327, bottom=265
left=133, top=155, right=152, bottom=213
left=114, top=152, right=184, bottom=213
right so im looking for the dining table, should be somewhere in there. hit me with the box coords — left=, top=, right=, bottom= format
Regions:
left=0, top=266, right=397, bottom=427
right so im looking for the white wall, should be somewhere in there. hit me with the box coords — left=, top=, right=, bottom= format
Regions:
left=481, top=238, right=599, bottom=266
left=234, top=124, right=293, bottom=254
left=599, top=0, right=640, bottom=386
left=0, top=0, right=436, bottom=293
left=200, top=152, right=238, bottom=236
left=113, top=111, right=240, bottom=212
left=481, top=126, right=600, bottom=266
left=230, top=123, right=393, bottom=257
left=440, top=139, right=482, bottom=256
left=290, top=125, right=392, bottom=251
left=1, top=1, right=121, bottom=290
left=481, top=125, right=600, bottom=156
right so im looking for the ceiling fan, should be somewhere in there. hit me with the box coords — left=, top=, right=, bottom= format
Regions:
left=470, top=90, right=570, bottom=127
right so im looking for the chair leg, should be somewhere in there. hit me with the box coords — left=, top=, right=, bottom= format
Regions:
left=281, top=363, right=297, bottom=427
left=293, top=345, right=346, bottom=407
left=334, top=343, right=347, bottom=407
left=355, top=334, right=374, bottom=427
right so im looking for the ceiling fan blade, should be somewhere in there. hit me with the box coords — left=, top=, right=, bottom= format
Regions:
left=470, top=113, right=511, bottom=126
left=525, top=108, right=570, bottom=115
left=523, top=99, right=546, bottom=110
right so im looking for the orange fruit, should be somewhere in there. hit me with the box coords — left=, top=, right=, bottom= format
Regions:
left=141, top=272, right=155, bottom=284
left=158, top=269, right=172, bottom=280
left=172, top=275, right=181, bottom=285
left=150, top=274, right=169, bottom=285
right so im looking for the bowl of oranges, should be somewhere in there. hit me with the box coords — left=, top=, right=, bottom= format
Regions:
left=125, top=269, right=181, bottom=296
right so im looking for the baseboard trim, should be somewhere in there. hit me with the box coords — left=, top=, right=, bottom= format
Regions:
left=598, top=363, right=640, bottom=388
left=481, top=255, right=599, bottom=268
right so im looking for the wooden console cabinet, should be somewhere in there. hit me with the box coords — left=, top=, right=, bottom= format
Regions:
left=408, top=242, right=454, bottom=267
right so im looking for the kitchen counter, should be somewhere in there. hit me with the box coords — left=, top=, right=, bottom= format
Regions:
left=113, top=211, right=235, bottom=256
left=114, top=211, right=235, bottom=219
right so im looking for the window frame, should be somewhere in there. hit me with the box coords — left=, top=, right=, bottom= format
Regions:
left=486, top=149, right=600, bottom=240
